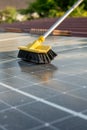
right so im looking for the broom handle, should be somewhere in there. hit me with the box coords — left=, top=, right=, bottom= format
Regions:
left=43, top=0, right=83, bottom=38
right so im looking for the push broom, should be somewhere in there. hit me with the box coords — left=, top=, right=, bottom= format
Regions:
left=18, top=0, right=83, bottom=64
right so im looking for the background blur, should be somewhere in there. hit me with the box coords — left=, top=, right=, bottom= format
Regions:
left=0, top=0, right=87, bottom=24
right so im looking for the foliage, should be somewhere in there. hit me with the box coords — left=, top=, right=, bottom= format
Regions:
left=0, top=7, right=28, bottom=23
left=0, top=0, right=87, bottom=23
left=26, top=0, right=59, bottom=17
left=25, top=0, right=87, bottom=18
left=55, top=0, right=87, bottom=11
left=48, top=9, right=64, bottom=17
left=0, top=7, right=17, bottom=23
left=69, top=4, right=87, bottom=17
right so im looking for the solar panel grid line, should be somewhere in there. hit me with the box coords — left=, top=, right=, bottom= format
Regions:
left=81, top=109, right=87, bottom=114
left=0, top=125, right=7, bottom=130
left=57, top=74, right=87, bottom=86
left=0, top=75, right=16, bottom=82
left=10, top=100, right=37, bottom=110
left=30, top=125, right=58, bottom=130
left=15, top=72, right=80, bottom=88
left=0, top=82, right=87, bottom=120
left=0, top=97, right=13, bottom=107
left=37, top=80, right=83, bottom=94
left=48, top=115, right=75, bottom=129
left=30, top=124, right=58, bottom=130
left=0, top=85, right=70, bottom=130
left=0, top=97, right=37, bottom=114
left=0, top=103, right=43, bottom=130
left=0, top=90, right=10, bottom=95
left=0, top=101, right=12, bottom=113
left=0, top=59, right=17, bottom=64
left=66, top=89, right=87, bottom=102
left=0, top=93, right=45, bottom=129
left=52, top=78, right=83, bottom=88
left=16, top=108, right=45, bottom=124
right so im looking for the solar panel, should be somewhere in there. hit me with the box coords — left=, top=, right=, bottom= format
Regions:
left=0, top=33, right=87, bottom=130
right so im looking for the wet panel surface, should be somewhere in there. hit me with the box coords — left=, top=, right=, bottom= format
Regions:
left=0, top=32, right=87, bottom=130
left=52, top=117, right=87, bottom=130
left=0, top=109, right=42, bottom=130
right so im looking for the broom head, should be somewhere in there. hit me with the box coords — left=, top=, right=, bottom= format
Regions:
left=18, top=36, right=57, bottom=64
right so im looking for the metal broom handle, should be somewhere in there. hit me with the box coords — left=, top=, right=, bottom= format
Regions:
left=43, top=0, right=83, bottom=38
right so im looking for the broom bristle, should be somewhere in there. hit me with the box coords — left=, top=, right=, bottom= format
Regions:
left=18, top=49, right=57, bottom=64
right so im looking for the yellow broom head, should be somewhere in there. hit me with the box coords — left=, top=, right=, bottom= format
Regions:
left=18, top=36, right=51, bottom=53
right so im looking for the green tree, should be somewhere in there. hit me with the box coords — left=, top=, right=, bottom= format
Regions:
left=70, top=3, right=87, bottom=17
left=51, top=0, right=87, bottom=10
left=54, top=0, right=77, bottom=11
left=26, top=0, right=59, bottom=17
left=24, top=0, right=87, bottom=18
